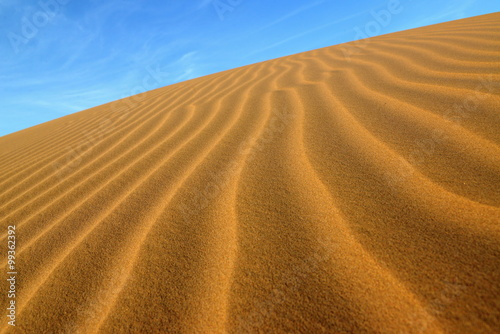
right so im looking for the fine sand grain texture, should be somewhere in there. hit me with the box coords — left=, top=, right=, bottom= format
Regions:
left=1, top=12, right=499, bottom=334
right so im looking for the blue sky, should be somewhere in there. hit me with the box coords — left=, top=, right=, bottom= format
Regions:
left=0, top=0, right=498, bottom=136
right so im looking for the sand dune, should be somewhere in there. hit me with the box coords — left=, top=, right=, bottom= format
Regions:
left=1, top=13, right=499, bottom=333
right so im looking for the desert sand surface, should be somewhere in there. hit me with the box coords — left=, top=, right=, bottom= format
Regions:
left=1, top=12, right=499, bottom=334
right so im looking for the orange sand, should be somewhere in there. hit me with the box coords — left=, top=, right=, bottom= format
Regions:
left=0, top=13, right=499, bottom=334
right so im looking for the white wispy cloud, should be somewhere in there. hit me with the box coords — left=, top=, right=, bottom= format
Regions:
left=248, top=9, right=365, bottom=57
left=406, top=0, right=482, bottom=29
left=252, top=0, right=327, bottom=34
left=197, top=0, right=213, bottom=10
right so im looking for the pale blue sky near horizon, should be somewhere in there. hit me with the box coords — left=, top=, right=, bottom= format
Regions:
left=0, top=0, right=498, bottom=136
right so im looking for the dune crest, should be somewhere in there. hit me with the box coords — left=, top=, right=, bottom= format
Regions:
left=1, top=13, right=499, bottom=333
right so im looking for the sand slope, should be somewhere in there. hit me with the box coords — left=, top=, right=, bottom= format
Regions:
left=1, top=13, right=499, bottom=333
